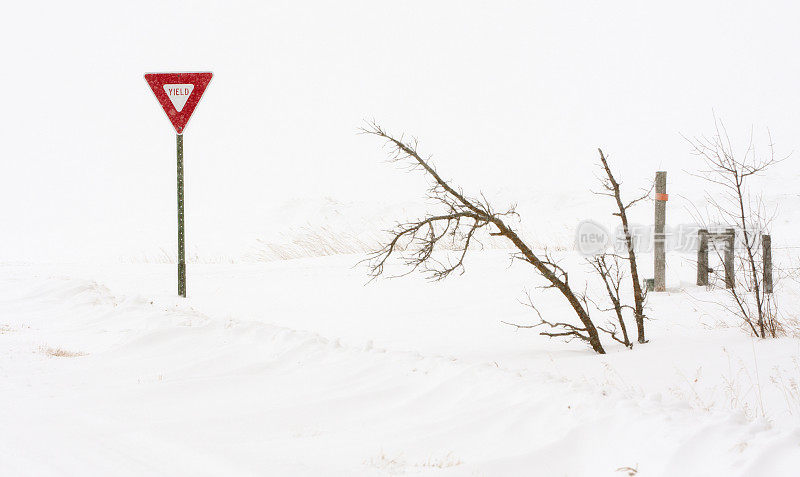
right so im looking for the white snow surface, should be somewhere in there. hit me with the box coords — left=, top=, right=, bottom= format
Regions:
left=3, top=1, right=800, bottom=475
left=3, top=251, right=800, bottom=476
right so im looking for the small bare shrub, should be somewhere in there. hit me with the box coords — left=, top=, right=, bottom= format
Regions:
left=685, top=117, right=786, bottom=337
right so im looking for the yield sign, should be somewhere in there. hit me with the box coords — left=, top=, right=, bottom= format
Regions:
left=144, top=72, right=213, bottom=134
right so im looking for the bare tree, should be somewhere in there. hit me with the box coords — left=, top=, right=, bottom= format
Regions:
left=595, top=149, right=651, bottom=343
left=685, top=118, right=785, bottom=337
left=362, top=121, right=606, bottom=354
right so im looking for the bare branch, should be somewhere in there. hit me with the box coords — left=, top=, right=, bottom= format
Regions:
left=596, top=148, right=648, bottom=344
left=364, top=121, right=606, bottom=353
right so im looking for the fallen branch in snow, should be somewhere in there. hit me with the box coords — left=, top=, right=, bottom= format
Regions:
left=616, top=465, right=638, bottom=476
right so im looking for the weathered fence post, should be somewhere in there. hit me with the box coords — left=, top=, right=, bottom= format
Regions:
left=724, top=228, right=735, bottom=289
left=763, top=234, right=773, bottom=294
left=654, top=171, right=667, bottom=292
left=697, top=228, right=709, bottom=286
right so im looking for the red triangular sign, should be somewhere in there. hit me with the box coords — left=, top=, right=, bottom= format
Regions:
left=144, top=72, right=213, bottom=134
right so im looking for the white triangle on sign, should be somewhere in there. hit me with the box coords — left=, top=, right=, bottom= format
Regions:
left=163, top=84, right=195, bottom=112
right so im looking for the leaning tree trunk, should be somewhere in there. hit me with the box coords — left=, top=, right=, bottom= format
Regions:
left=491, top=219, right=605, bottom=354
left=362, top=121, right=607, bottom=354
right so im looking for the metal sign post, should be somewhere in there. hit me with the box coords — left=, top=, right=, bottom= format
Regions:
left=176, top=134, right=186, bottom=296
left=144, top=72, right=213, bottom=297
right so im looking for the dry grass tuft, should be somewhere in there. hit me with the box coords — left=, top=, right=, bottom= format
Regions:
left=365, top=451, right=462, bottom=474
left=39, top=345, right=87, bottom=358
left=419, top=452, right=463, bottom=469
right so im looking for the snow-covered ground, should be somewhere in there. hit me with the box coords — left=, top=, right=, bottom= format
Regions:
left=3, top=248, right=800, bottom=476
left=4, top=1, right=800, bottom=475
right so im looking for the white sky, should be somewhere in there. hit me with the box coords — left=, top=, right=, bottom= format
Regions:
left=1, top=0, right=799, bottom=261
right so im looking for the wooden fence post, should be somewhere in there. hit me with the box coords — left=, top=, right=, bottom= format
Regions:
left=697, top=229, right=709, bottom=286
left=724, top=228, right=735, bottom=289
left=654, top=171, right=667, bottom=291
left=763, top=234, right=773, bottom=294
